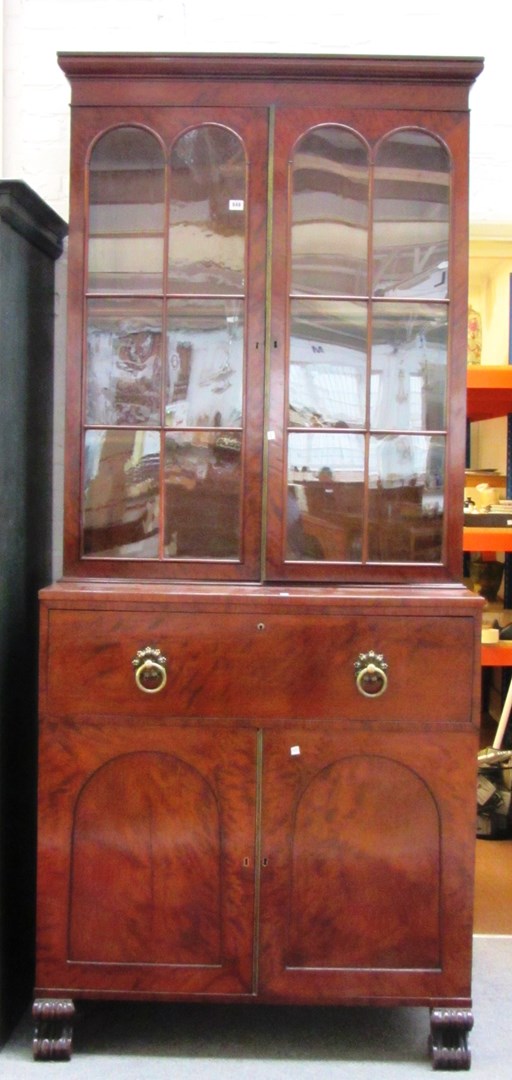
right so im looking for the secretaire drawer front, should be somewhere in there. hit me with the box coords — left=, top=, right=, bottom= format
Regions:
left=44, top=607, right=474, bottom=723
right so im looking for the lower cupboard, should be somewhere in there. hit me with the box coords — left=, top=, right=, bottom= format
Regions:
left=33, top=586, right=481, bottom=1069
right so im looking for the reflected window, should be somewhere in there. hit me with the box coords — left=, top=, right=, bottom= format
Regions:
left=168, top=125, right=247, bottom=294
left=370, top=302, right=447, bottom=431
left=88, top=126, right=165, bottom=293
left=289, top=300, right=367, bottom=428
left=86, top=298, right=163, bottom=426
left=373, top=130, right=450, bottom=298
left=291, top=126, right=369, bottom=296
left=166, top=299, right=243, bottom=428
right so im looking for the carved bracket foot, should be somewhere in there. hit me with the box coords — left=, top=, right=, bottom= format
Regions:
left=32, top=999, right=75, bottom=1061
left=429, top=1007, right=473, bottom=1070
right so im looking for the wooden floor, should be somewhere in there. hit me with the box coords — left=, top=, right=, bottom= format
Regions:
left=473, top=705, right=512, bottom=934
left=474, top=836, right=512, bottom=934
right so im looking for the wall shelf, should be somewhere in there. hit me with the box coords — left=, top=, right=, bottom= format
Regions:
left=482, top=641, right=512, bottom=666
left=467, top=364, right=512, bottom=421
left=466, top=363, right=512, bottom=673
left=463, top=526, right=512, bottom=552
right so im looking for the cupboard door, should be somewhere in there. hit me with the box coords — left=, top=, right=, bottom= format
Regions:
left=258, top=728, right=477, bottom=1004
left=36, top=722, right=257, bottom=997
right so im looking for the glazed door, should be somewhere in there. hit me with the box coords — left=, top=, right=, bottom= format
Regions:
left=66, top=107, right=268, bottom=581
left=66, top=102, right=466, bottom=587
left=258, top=727, right=477, bottom=1003
left=265, top=107, right=462, bottom=584
left=35, top=721, right=258, bottom=997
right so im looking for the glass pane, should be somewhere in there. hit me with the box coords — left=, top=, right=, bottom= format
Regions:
left=368, top=434, right=444, bottom=562
left=373, top=130, right=450, bottom=299
left=83, top=429, right=160, bottom=558
left=287, top=432, right=365, bottom=561
left=164, top=432, right=241, bottom=558
left=370, top=302, right=447, bottom=431
left=88, top=127, right=165, bottom=292
left=86, top=299, right=163, bottom=425
left=166, top=299, right=243, bottom=428
left=289, top=300, right=367, bottom=428
left=168, top=126, right=246, bottom=294
left=291, top=126, right=369, bottom=296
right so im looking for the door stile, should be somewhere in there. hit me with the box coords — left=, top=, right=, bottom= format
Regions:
left=260, top=105, right=275, bottom=580
left=251, top=729, right=265, bottom=992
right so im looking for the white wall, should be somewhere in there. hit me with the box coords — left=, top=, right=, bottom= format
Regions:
left=2, top=0, right=512, bottom=227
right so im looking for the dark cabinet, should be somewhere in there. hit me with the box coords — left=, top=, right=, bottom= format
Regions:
left=34, top=54, right=483, bottom=1069
left=0, top=182, right=66, bottom=1046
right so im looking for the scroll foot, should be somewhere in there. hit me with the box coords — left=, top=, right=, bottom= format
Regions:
left=429, top=1007, right=473, bottom=1070
left=32, top=999, right=75, bottom=1061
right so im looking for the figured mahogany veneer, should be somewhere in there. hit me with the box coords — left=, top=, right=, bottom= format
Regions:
left=44, top=604, right=475, bottom=724
left=34, top=53, right=483, bottom=1069
left=36, top=582, right=482, bottom=1006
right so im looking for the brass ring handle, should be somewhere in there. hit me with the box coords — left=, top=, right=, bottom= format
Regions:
left=132, top=647, right=168, bottom=694
left=354, top=651, right=388, bottom=699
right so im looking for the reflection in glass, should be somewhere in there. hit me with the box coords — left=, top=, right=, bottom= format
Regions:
left=168, top=126, right=246, bottom=294
left=166, top=299, right=243, bottom=428
left=86, top=299, right=162, bottom=426
left=88, top=127, right=165, bottom=292
left=373, top=130, right=450, bottom=298
left=164, top=432, right=241, bottom=559
left=287, top=432, right=365, bottom=561
left=367, top=434, right=444, bottom=562
left=291, top=126, right=369, bottom=296
left=370, top=302, right=447, bottom=431
left=83, top=429, right=160, bottom=557
left=289, top=300, right=367, bottom=428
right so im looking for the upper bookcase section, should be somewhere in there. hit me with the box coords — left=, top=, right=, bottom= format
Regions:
left=58, top=54, right=483, bottom=584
